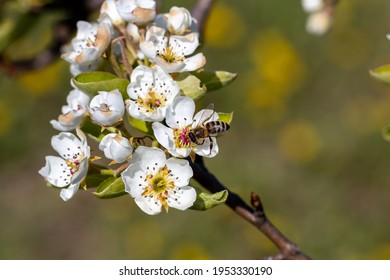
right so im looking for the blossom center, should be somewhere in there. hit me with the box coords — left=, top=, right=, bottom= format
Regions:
left=173, top=126, right=193, bottom=148
left=137, top=90, right=166, bottom=112
left=142, top=165, right=175, bottom=212
left=65, top=153, right=85, bottom=175
left=157, top=42, right=184, bottom=63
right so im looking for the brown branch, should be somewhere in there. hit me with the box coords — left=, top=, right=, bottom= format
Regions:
left=189, top=155, right=310, bottom=260
left=191, top=0, right=216, bottom=42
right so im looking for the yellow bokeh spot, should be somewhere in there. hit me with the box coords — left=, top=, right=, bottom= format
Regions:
left=367, top=243, right=390, bottom=260
left=246, top=30, right=305, bottom=126
left=343, top=95, right=390, bottom=135
left=204, top=2, right=246, bottom=48
left=0, top=100, right=13, bottom=137
left=17, top=59, right=67, bottom=97
left=123, top=220, right=165, bottom=259
left=278, top=120, right=322, bottom=165
left=170, top=243, right=211, bottom=260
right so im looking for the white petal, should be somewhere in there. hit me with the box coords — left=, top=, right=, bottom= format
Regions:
left=152, top=122, right=179, bottom=155
left=51, top=133, right=83, bottom=160
left=153, top=56, right=185, bottom=73
left=70, top=159, right=89, bottom=185
left=122, top=162, right=146, bottom=198
left=60, top=183, right=80, bottom=201
left=168, top=186, right=196, bottom=211
left=170, top=33, right=199, bottom=56
left=39, top=156, right=72, bottom=187
left=166, top=96, right=195, bottom=128
left=193, top=137, right=219, bottom=158
left=182, top=53, right=206, bottom=72
left=127, top=65, right=154, bottom=99
left=136, top=146, right=167, bottom=172
left=139, top=40, right=157, bottom=61
left=134, top=195, right=162, bottom=215
left=166, top=158, right=193, bottom=186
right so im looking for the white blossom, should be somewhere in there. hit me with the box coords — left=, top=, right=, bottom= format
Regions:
left=121, top=146, right=196, bottom=215
left=50, top=87, right=90, bottom=131
left=116, top=0, right=156, bottom=25
left=140, top=26, right=206, bottom=73
left=39, top=129, right=90, bottom=201
left=89, top=89, right=125, bottom=126
left=99, top=133, right=133, bottom=163
left=126, top=65, right=179, bottom=121
left=61, top=20, right=112, bottom=66
left=99, top=0, right=125, bottom=26
left=152, top=96, right=220, bottom=158
left=155, top=6, right=197, bottom=35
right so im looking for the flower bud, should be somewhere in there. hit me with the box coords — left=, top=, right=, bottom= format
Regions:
left=99, top=133, right=133, bottom=163
left=89, top=89, right=125, bottom=126
left=165, top=6, right=193, bottom=35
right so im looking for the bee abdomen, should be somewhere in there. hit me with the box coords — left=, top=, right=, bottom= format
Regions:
left=206, top=121, right=230, bottom=135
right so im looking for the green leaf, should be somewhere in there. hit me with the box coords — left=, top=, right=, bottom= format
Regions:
left=382, top=125, right=390, bottom=142
left=94, top=177, right=126, bottom=199
left=176, top=72, right=207, bottom=100
left=128, top=116, right=154, bottom=136
left=369, top=65, right=390, bottom=85
left=193, top=70, right=237, bottom=92
left=84, top=174, right=112, bottom=189
left=190, top=190, right=228, bottom=211
left=73, top=71, right=129, bottom=97
left=218, top=112, right=234, bottom=124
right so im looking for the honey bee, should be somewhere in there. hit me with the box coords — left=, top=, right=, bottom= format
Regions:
left=188, top=104, right=230, bottom=154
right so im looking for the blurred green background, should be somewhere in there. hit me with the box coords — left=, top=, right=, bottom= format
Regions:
left=1, top=0, right=390, bottom=259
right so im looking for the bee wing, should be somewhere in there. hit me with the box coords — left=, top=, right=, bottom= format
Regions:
left=194, top=103, right=215, bottom=126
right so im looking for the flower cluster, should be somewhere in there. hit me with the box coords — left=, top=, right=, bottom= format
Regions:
left=40, top=0, right=232, bottom=215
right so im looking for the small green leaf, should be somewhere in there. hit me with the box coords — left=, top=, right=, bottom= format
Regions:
left=128, top=116, right=154, bottom=136
left=369, top=65, right=390, bottom=85
left=73, top=71, right=129, bottom=97
left=218, top=112, right=234, bottom=124
left=94, top=177, right=126, bottom=199
left=382, top=125, right=390, bottom=142
left=84, top=174, right=112, bottom=189
left=190, top=190, right=228, bottom=211
left=176, top=72, right=207, bottom=100
left=193, top=70, right=237, bottom=92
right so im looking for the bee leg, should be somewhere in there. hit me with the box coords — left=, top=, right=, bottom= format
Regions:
left=209, top=136, right=213, bottom=155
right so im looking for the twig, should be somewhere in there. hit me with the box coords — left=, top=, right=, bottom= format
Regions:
left=189, top=155, right=310, bottom=260
left=191, top=0, right=216, bottom=42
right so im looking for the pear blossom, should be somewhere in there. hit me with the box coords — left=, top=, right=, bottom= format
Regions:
left=140, top=26, right=206, bottom=73
left=116, top=0, right=156, bottom=25
left=121, top=146, right=196, bottom=215
left=89, top=89, right=125, bottom=126
left=152, top=96, right=220, bottom=158
left=155, top=6, right=197, bottom=35
left=50, top=87, right=90, bottom=131
left=126, top=65, right=179, bottom=121
left=99, top=0, right=125, bottom=27
left=39, top=129, right=90, bottom=201
left=99, top=133, right=133, bottom=163
left=61, top=20, right=112, bottom=66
